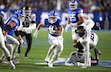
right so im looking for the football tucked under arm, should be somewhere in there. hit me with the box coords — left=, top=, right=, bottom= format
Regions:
left=48, top=26, right=56, bottom=33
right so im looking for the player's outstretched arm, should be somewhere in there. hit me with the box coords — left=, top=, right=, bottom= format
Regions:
left=33, top=22, right=45, bottom=38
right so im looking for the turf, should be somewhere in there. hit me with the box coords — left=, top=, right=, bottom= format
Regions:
left=0, top=29, right=111, bottom=72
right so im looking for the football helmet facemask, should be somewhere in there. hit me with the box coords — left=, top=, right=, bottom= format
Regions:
left=69, top=0, right=78, bottom=10
left=48, top=11, right=57, bottom=24
left=23, top=6, right=32, bottom=17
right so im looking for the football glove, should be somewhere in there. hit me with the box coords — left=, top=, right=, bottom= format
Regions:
left=20, top=39, right=27, bottom=48
left=33, top=30, right=39, bottom=38
left=65, top=24, right=71, bottom=32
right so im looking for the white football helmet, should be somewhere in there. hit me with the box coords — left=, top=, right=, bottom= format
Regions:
left=48, top=11, right=57, bottom=24
left=23, top=6, right=32, bottom=17
left=69, top=0, right=78, bottom=10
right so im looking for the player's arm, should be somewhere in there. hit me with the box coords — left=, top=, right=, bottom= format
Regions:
left=55, top=25, right=63, bottom=34
left=37, top=22, right=45, bottom=30
left=77, top=10, right=84, bottom=25
left=3, top=20, right=16, bottom=36
left=77, top=15, right=84, bottom=25
left=65, top=18, right=71, bottom=32
left=67, top=18, right=70, bottom=25
left=33, top=22, right=45, bottom=38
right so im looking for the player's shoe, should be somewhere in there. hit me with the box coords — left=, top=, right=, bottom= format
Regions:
left=24, top=54, right=28, bottom=59
left=9, top=61, right=16, bottom=69
left=48, top=62, right=53, bottom=68
left=65, top=63, right=74, bottom=66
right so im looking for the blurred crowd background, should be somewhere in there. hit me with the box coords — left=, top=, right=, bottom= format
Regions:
left=0, top=0, right=111, bottom=30
left=0, top=0, right=111, bottom=12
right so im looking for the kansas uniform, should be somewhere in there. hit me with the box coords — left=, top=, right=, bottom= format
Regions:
left=0, top=10, right=15, bottom=69
left=33, top=11, right=63, bottom=67
left=17, top=6, right=36, bottom=58
left=65, top=26, right=100, bottom=68
left=65, top=0, right=84, bottom=47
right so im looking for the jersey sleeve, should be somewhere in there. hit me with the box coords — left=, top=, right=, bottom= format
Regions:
left=78, top=8, right=84, bottom=17
left=58, top=19, right=63, bottom=26
left=44, top=19, right=48, bottom=26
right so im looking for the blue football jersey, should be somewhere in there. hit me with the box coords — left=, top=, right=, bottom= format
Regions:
left=4, top=15, right=20, bottom=36
left=44, top=18, right=62, bottom=37
left=68, top=8, right=83, bottom=24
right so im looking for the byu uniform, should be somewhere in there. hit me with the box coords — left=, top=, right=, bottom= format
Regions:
left=45, top=18, right=63, bottom=47
left=33, top=11, right=63, bottom=67
left=3, top=10, right=24, bottom=62
left=68, top=8, right=84, bottom=40
left=0, top=10, right=15, bottom=69
left=44, top=18, right=63, bottom=67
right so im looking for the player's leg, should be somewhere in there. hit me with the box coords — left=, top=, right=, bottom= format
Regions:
left=44, top=35, right=58, bottom=63
left=0, top=28, right=15, bottom=69
left=72, top=28, right=79, bottom=47
left=48, top=45, right=62, bottom=67
left=6, top=35, right=20, bottom=61
left=48, top=36, right=63, bottom=67
left=24, top=34, right=32, bottom=58
left=91, top=33, right=100, bottom=65
left=82, top=42, right=91, bottom=68
left=65, top=52, right=76, bottom=66
left=0, top=53, right=5, bottom=63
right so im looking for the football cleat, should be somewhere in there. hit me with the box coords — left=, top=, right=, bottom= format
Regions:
left=48, top=62, right=53, bottom=68
left=9, top=61, right=16, bottom=69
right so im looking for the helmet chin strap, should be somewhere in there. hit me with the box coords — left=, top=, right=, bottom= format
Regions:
left=70, top=6, right=77, bottom=10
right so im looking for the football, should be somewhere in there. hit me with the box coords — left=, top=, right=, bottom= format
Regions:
left=53, top=26, right=58, bottom=30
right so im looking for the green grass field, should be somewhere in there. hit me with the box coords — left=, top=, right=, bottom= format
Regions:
left=0, top=29, right=111, bottom=72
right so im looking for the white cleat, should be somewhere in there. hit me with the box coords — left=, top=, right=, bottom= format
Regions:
left=9, top=62, right=16, bottom=69
left=48, top=62, right=53, bottom=68
left=65, top=63, right=74, bottom=66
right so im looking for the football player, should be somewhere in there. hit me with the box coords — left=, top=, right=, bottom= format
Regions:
left=65, top=26, right=100, bottom=68
left=33, top=11, right=63, bottom=67
left=17, top=5, right=36, bottom=58
left=65, top=0, right=84, bottom=48
left=0, top=10, right=25, bottom=65
left=0, top=10, right=15, bottom=69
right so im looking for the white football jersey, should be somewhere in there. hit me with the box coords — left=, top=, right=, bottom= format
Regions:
left=19, top=13, right=36, bottom=34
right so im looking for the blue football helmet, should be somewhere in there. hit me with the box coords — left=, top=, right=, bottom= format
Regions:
left=69, top=0, right=78, bottom=10
left=14, top=10, right=25, bottom=18
left=48, top=11, right=57, bottom=24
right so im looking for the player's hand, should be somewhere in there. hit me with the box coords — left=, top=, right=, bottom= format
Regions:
left=20, top=39, right=27, bottom=48
left=33, top=30, right=39, bottom=38
left=48, top=26, right=56, bottom=33
left=65, top=24, right=71, bottom=32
